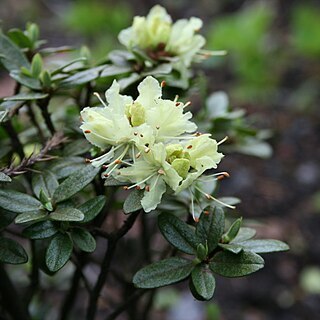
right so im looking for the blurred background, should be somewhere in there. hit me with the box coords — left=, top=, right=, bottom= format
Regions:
left=1, top=0, right=320, bottom=319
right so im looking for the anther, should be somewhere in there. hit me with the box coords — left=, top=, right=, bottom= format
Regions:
left=205, top=193, right=212, bottom=200
left=161, top=80, right=166, bottom=87
left=134, top=132, right=138, bottom=136
left=85, top=158, right=91, bottom=163
left=204, top=210, right=210, bottom=215
left=175, top=102, right=180, bottom=107
left=84, top=130, right=91, bottom=134
left=140, top=134, right=144, bottom=138
left=144, top=147, right=150, bottom=153
left=158, top=169, right=165, bottom=175
left=114, top=159, right=122, bottom=164
left=136, top=152, right=141, bottom=159
left=123, top=186, right=129, bottom=190
left=145, top=185, right=150, bottom=192
left=156, top=125, right=160, bottom=129
left=135, top=186, right=141, bottom=190
left=184, top=101, right=192, bottom=107
left=103, top=173, right=109, bottom=177
left=187, top=145, right=193, bottom=149
left=102, top=165, right=108, bottom=169
left=194, top=217, right=199, bottom=223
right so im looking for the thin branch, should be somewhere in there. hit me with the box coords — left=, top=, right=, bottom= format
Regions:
left=104, top=289, right=147, bottom=320
left=86, top=210, right=141, bottom=320
left=0, top=132, right=67, bottom=177
left=37, top=96, right=55, bottom=135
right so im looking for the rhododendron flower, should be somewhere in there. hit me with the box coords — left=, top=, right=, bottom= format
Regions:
left=81, top=76, right=227, bottom=216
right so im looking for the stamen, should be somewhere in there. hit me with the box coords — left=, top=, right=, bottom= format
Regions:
left=187, top=145, right=193, bottom=149
left=161, top=80, right=166, bottom=87
left=145, top=185, right=150, bottom=192
left=134, top=132, right=138, bottom=136
left=194, top=186, right=236, bottom=209
left=144, top=147, right=150, bottom=153
left=85, top=158, right=91, bottom=163
left=123, top=186, right=129, bottom=190
left=114, top=159, right=122, bottom=164
left=127, top=172, right=157, bottom=190
left=184, top=101, right=192, bottom=108
left=173, top=95, right=179, bottom=103
left=93, top=92, right=108, bottom=108
left=84, top=130, right=91, bottom=134
left=158, top=169, right=165, bottom=175
left=175, top=102, right=181, bottom=107
left=156, top=125, right=160, bottom=129
left=217, top=136, right=228, bottom=145
left=189, top=188, right=196, bottom=221
left=136, top=152, right=141, bottom=159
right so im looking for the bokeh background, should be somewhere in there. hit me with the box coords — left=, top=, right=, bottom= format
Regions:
left=1, top=0, right=320, bottom=319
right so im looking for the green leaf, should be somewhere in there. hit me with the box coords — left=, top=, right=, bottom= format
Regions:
left=231, top=227, right=256, bottom=243
left=50, top=208, right=84, bottom=222
left=63, top=139, right=91, bottom=156
left=15, top=210, right=47, bottom=224
left=0, top=237, right=28, bottom=264
left=196, top=208, right=225, bottom=253
left=23, top=220, right=59, bottom=239
left=218, top=243, right=243, bottom=254
left=0, top=172, right=11, bottom=182
left=31, top=53, right=43, bottom=78
left=60, top=66, right=104, bottom=86
left=104, top=176, right=126, bottom=186
left=191, top=264, right=215, bottom=300
left=50, top=57, right=87, bottom=75
left=0, top=110, right=9, bottom=123
left=9, top=71, right=41, bottom=90
left=4, top=92, right=48, bottom=101
left=8, top=28, right=33, bottom=49
left=238, top=239, right=289, bottom=253
left=46, top=233, right=73, bottom=272
left=0, top=209, right=17, bottom=229
left=0, top=32, right=30, bottom=71
left=100, top=65, right=131, bottom=77
left=158, top=212, right=198, bottom=255
left=222, top=217, right=242, bottom=243
left=234, top=140, right=272, bottom=159
left=53, top=165, right=99, bottom=203
left=71, top=228, right=96, bottom=253
left=0, top=189, right=42, bottom=213
left=133, top=257, right=194, bottom=289
left=209, top=251, right=264, bottom=277
left=123, top=189, right=143, bottom=214
left=49, top=157, right=86, bottom=179
left=32, top=170, right=59, bottom=199
left=78, top=195, right=106, bottom=223
left=118, top=73, right=141, bottom=90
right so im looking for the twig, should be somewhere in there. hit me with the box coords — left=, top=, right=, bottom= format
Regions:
left=37, top=96, right=55, bottom=135
left=0, top=264, right=31, bottom=320
left=104, top=289, right=147, bottom=320
left=0, top=132, right=67, bottom=177
left=86, top=210, right=141, bottom=320
left=2, top=120, right=25, bottom=160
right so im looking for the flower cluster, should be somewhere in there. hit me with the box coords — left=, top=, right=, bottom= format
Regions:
left=81, top=76, right=225, bottom=217
left=118, top=5, right=207, bottom=68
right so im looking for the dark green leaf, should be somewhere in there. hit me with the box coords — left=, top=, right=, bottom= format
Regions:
left=191, top=264, right=215, bottom=300
left=71, top=228, right=96, bottom=253
left=78, top=195, right=106, bottom=223
left=210, top=251, right=264, bottom=277
left=0, top=172, right=11, bottom=182
left=142, top=63, right=172, bottom=76
left=8, top=29, right=33, bottom=48
left=50, top=208, right=84, bottom=222
left=0, top=237, right=28, bottom=264
left=53, top=165, right=99, bottom=203
left=123, top=189, right=143, bottom=214
left=32, top=170, right=59, bottom=199
left=133, top=257, right=194, bottom=289
left=4, top=93, right=48, bottom=101
left=0, top=189, right=42, bottom=213
left=10, top=71, right=41, bottom=90
left=49, top=157, right=86, bottom=179
left=0, top=209, right=16, bottom=229
left=61, top=66, right=104, bottom=86
left=0, top=110, right=9, bottom=123
left=100, top=65, right=132, bottom=78
left=0, top=32, right=30, bottom=71
left=196, top=208, right=225, bottom=253
left=238, top=239, right=289, bottom=253
left=15, top=210, right=47, bottom=224
left=23, top=220, right=58, bottom=239
left=218, top=243, right=243, bottom=254
left=222, top=217, right=242, bottom=243
left=31, top=53, right=43, bottom=78
left=158, top=212, right=198, bottom=255
left=63, top=139, right=91, bottom=156
left=118, top=73, right=141, bottom=90
left=50, top=57, right=87, bottom=75
left=231, top=227, right=256, bottom=243
left=104, top=176, right=126, bottom=186
left=46, top=233, right=73, bottom=272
